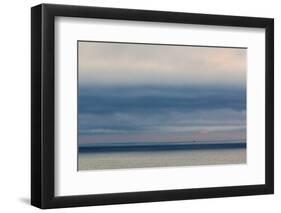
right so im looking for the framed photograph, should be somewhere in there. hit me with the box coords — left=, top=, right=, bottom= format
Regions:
left=31, top=4, right=274, bottom=209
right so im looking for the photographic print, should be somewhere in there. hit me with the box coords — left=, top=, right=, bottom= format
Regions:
left=31, top=4, right=274, bottom=208
left=78, top=41, right=247, bottom=171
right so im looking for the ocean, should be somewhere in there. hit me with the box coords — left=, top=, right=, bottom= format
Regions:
left=78, top=141, right=246, bottom=170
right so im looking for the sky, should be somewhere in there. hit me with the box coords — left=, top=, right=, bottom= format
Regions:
left=78, top=41, right=247, bottom=145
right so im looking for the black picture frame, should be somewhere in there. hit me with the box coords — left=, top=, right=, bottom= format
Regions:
left=31, top=3, right=274, bottom=209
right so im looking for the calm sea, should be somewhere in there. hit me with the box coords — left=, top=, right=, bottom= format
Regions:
left=78, top=142, right=246, bottom=170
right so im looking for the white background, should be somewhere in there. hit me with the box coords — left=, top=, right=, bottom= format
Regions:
left=0, top=0, right=279, bottom=212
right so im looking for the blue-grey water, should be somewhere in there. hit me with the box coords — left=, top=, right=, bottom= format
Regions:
left=78, top=141, right=246, bottom=170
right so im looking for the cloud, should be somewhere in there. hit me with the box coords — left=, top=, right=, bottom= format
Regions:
left=77, top=42, right=247, bottom=144
left=78, top=86, right=246, bottom=115
left=79, top=108, right=246, bottom=135
left=78, top=41, right=247, bottom=86
left=78, top=86, right=246, bottom=141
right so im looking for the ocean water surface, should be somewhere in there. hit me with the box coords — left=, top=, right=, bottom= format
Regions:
left=78, top=141, right=246, bottom=170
